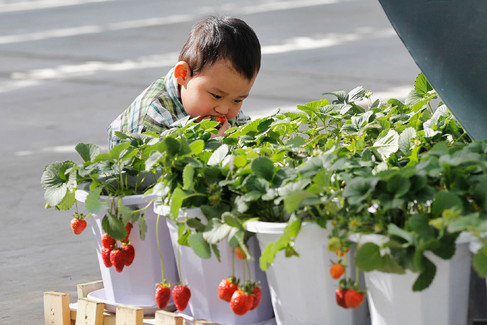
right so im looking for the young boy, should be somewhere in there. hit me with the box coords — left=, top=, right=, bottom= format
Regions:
left=108, top=16, right=261, bottom=148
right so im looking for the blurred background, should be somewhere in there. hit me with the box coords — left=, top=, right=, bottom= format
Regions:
left=0, top=0, right=420, bottom=323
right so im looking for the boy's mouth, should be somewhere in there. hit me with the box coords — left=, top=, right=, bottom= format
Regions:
left=210, top=116, right=227, bottom=127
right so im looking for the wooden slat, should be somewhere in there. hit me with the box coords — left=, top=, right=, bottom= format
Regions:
left=77, top=280, right=104, bottom=299
left=44, top=292, right=70, bottom=325
left=75, top=298, right=104, bottom=325
left=115, top=305, right=144, bottom=325
left=154, top=310, right=184, bottom=325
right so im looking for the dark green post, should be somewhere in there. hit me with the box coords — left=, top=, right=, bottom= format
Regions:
left=378, top=0, right=487, bottom=140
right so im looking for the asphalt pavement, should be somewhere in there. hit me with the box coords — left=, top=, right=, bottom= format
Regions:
left=0, top=0, right=420, bottom=323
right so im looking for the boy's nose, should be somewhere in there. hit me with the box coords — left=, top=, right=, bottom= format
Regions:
left=215, top=106, right=229, bottom=115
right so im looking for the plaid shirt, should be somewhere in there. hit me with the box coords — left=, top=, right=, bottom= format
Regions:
left=108, top=67, right=250, bottom=148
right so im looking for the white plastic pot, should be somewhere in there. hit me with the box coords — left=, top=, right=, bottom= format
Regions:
left=155, top=204, right=274, bottom=325
left=352, top=233, right=472, bottom=325
left=246, top=220, right=369, bottom=325
left=75, top=189, right=178, bottom=311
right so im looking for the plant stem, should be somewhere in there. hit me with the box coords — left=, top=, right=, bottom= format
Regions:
left=246, top=258, right=252, bottom=282
left=242, top=255, right=246, bottom=282
left=156, top=213, right=165, bottom=280
left=232, top=247, right=235, bottom=276
left=177, top=244, right=182, bottom=284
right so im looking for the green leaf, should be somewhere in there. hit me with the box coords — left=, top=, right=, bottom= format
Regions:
left=138, top=217, right=147, bottom=240
left=102, top=212, right=127, bottom=240
left=203, top=220, right=232, bottom=244
left=75, top=143, right=100, bottom=162
left=386, top=174, right=410, bottom=197
left=234, top=155, right=247, bottom=168
left=284, top=190, right=318, bottom=212
left=57, top=190, right=76, bottom=210
left=170, top=188, right=186, bottom=218
left=354, top=242, right=385, bottom=272
left=473, top=244, right=487, bottom=277
left=44, top=185, right=68, bottom=207
left=388, top=224, right=414, bottom=244
left=85, top=188, right=108, bottom=214
left=182, top=164, right=194, bottom=191
left=189, top=140, right=205, bottom=155
left=188, top=233, right=211, bottom=259
left=343, top=177, right=378, bottom=205
left=251, top=157, right=274, bottom=181
left=41, top=161, right=78, bottom=207
left=207, top=144, right=229, bottom=166
left=348, top=86, right=366, bottom=102
left=285, top=136, right=306, bottom=148
left=260, top=242, right=279, bottom=270
left=163, top=137, right=181, bottom=157
left=414, top=73, right=433, bottom=95
left=377, top=254, right=406, bottom=274
left=223, top=213, right=244, bottom=230
left=187, top=218, right=205, bottom=232
left=412, top=256, right=436, bottom=291
left=431, top=192, right=463, bottom=218
left=431, top=233, right=457, bottom=260
left=370, top=129, right=399, bottom=160
left=109, top=142, right=131, bottom=160
left=399, top=127, right=416, bottom=155
left=145, top=151, right=163, bottom=171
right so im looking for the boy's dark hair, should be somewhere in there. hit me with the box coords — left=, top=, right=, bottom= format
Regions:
left=179, top=16, right=261, bottom=80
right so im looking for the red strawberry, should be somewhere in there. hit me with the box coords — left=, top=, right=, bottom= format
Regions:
left=218, top=277, right=239, bottom=302
left=110, top=248, right=126, bottom=272
left=330, top=263, right=345, bottom=279
left=250, top=286, right=262, bottom=310
left=230, top=288, right=254, bottom=316
left=102, top=233, right=116, bottom=248
left=172, top=285, right=191, bottom=311
left=122, top=222, right=132, bottom=243
left=336, top=288, right=348, bottom=309
left=345, top=289, right=364, bottom=308
left=235, top=246, right=247, bottom=260
left=216, top=116, right=226, bottom=125
left=101, top=247, right=112, bottom=267
left=70, top=217, right=87, bottom=235
left=121, top=244, right=135, bottom=266
left=155, top=282, right=171, bottom=309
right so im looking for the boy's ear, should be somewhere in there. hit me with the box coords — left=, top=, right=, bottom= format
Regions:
left=174, top=61, right=190, bottom=86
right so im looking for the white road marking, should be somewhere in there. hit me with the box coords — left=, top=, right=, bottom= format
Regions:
left=0, top=0, right=114, bottom=14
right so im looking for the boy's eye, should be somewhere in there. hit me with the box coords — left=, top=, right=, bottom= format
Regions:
left=234, top=99, right=243, bottom=103
left=210, top=93, right=222, bottom=99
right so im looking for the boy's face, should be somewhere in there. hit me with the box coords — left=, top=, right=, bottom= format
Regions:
left=177, top=59, right=256, bottom=122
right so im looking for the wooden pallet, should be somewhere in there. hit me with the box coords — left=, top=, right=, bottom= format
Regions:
left=43, top=280, right=218, bottom=325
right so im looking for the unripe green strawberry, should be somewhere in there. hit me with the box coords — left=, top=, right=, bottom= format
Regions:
left=327, top=237, right=342, bottom=252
